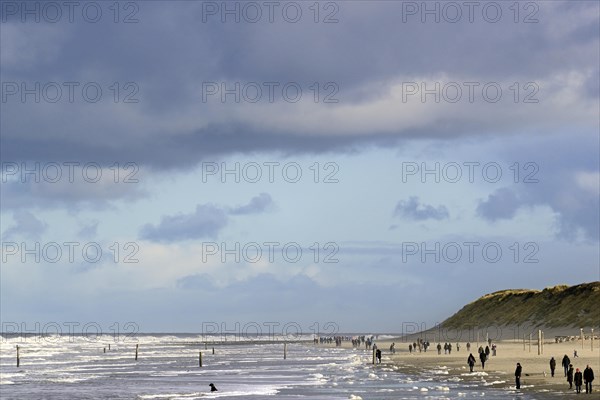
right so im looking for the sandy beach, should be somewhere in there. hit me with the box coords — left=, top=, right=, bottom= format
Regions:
left=365, top=337, right=600, bottom=398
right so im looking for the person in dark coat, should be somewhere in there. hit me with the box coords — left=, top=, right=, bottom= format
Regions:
left=479, top=350, right=486, bottom=369
left=567, top=364, right=574, bottom=389
left=584, top=365, right=595, bottom=393
left=467, top=353, right=476, bottom=372
left=549, top=357, right=556, bottom=377
left=562, top=354, right=571, bottom=377
left=575, top=368, right=583, bottom=393
left=515, top=363, right=522, bottom=389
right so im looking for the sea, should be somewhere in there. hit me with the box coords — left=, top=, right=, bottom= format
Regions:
left=0, top=334, right=540, bottom=399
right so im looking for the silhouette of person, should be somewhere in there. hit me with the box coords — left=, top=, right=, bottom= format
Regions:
left=467, top=353, right=476, bottom=372
left=575, top=368, right=583, bottom=393
left=584, top=365, right=594, bottom=393
left=515, top=363, right=522, bottom=389
left=562, top=354, right=570, bottom=377
left=567, top=364, right=574, bottom=389
left=549, top=357, right=556, bottom=377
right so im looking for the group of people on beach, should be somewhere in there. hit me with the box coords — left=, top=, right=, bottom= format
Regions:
left=551, top=354, right=595, bottom=394
left=513, top=355, right=595, bottom=394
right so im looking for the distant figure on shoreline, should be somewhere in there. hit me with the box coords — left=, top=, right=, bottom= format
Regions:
left=584, top=365, right=594, bottom=393
left=562, top=354, right=571, bottom=377
left=209, top=383, right=218, bottom=392
left=491, top=344, right=496, bottom=356
left=574, top=349, right=579, bottom=358
left=549, top=357, right=556, bottom=377
left=466, top=342, right=471, bottom=352
left=456, top=342, right=460, bottom=352
left=437, top=343, right=442, bottom=355
left=479, top=350, right=486, bottom=369
left=515, top=362, right=522, bottom=389
left=575, top=368, right=583, bottom=393
left=389, top=342, right=395, bottom=354
left=567, top=364, right=574, bottom=389
left=408, top=344, right=412, bottom=353
left=375, top=348, right=382, bottom=364
left=467, top=353, right=476, bottom=372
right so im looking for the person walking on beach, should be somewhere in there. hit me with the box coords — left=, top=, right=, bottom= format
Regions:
left=456, top=342, right=460, bottom=352
left=562, top=354, right=571, bottom=377
left=479, top=350, right=487, bottom=369
left=584, top=365, right=594, bottom=393
left=467, top=353, right=476, bottom=372
left=409, top=344, right=412, bottom=353
left=484, top=345, right=490, bottom=359
left=448, top=343, right=452, bottom=354
left=549, top=357, right=556, bottom=377
left=466, top=342, right=471, bottom=352
left=567, top=364, right=574, bottom=389
left=515, top=363, right=522, bottom=389
left=375, top=348, right=382, bottom=364
left=437, top=343, right=442, bottom=355
left=575, top=368, right=583, bottom=393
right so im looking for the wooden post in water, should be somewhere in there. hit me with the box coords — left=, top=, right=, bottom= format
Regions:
left=372, top=348, right=376, bottom=365
left=528, top=333, right=531, bottom=352
left=135, top=344, right=139, bottom=361
left=537, top=330, right=541, bottom=355
left=284, top=343, right=287, bottom=360
left=103, top=347, right=106, bottom=353
left=212, top=347, right=215, bottom=355
left=541, top=331, right=544, bottom=354
left=16, top=345, right=20, bottom=367
left=591, top=329, right=594, bottom=351
left=199, top=351, right=202, bottom=367
left=108, top=344, right=111, bottom=351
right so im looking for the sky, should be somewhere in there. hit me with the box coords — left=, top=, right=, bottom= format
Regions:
left=0, top=1, right=599, bottom=336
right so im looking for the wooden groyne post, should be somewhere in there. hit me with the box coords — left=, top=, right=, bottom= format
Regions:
left=284, top=343, right=287, bottom=360
left=199, top=351, right=203, bottom=367
left=372, top=348, right=376, bottom=365
left=16, top=345, right=20, bottom=367
left=135, top=344, right=139, bottom=361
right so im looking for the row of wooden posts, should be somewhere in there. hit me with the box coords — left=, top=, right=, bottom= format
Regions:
left=15, top=342, right=289, bottom=367
left=521, top=329, right=595, bottom=354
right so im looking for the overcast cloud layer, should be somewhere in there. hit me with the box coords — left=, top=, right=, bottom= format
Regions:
left=1, top=1, right=598, bottom=333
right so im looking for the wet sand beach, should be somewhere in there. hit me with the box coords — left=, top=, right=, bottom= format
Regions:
left=368, top=337, right=600, bottom=398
